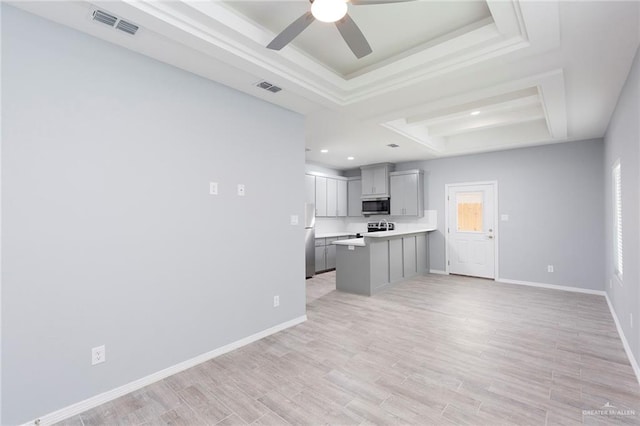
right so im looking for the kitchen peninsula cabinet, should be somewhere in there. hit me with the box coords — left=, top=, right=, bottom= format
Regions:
left=333, top=229, right=434, bottom=296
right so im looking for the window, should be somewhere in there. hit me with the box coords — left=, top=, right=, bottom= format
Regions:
left=613, top=160, right=623, bottom=278
left=456, top=191, right=483, bottom=232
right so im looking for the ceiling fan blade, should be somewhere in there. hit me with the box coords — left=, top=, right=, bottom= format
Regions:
left=335, top=14, right=372, bottom=59
left=350, top=0, right=416, bottom=5
left=267, top=12, right=315, bottom=51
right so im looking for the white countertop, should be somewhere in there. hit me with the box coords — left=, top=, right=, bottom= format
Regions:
left=333, top=228, right=435, bottom=247
left=362, top=228, right=436, bottom=238
left=332, top=238, right=366, bottom=247
left=316, top=232, right=356, bottom=239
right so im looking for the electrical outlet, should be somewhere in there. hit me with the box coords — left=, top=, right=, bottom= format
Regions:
left=209, top=182, right=218, bottom=195
left=92, top=345, right=106, bottom=365
left=500, top=214, right=509, bottom=222
left=237, top=184, right=245, bottom=196
left=290, top=215, right=299, bottom=225
left=273, top=295, right=280, bottom=308
left=547, top=265, right=554, bottom=273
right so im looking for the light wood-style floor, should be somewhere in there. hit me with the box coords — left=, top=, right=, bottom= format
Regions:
left=57, top=272, right=640, bottom=425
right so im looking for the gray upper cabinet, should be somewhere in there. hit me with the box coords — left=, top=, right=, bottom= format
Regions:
left=315, top=176, right=327, bottom=217
left=326, top=178, right=337, bottom=217
left=390, top=170, right=424, bottom=217
left=337, top=179, right=348, bottom=217
left=348, top=178, right=362, bottom=216
left=305, top=174, right=315, bottom=205
left=308, top=174, right=347, bottom=217
left=361, top=163, right=393, bottom=197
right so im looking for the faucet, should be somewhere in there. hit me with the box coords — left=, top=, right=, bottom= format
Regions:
left=378, top=219, right=390, bottom=231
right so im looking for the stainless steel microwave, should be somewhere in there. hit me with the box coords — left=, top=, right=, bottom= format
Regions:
left=362, top=198, right=390, bottom=215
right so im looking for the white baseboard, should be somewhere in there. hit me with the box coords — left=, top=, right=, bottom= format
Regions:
left=429, top=269, right=448, bottom=275
left=496, top=278, right=606, bottom=296
left=24, top=315, right=307, bottom=426
left=605, top=294, right=640, bottom=386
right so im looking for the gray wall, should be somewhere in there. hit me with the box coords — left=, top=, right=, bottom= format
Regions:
left=396, top=139, right=605, bottom=290
left=604, top=44, right=640, bottom=367
left=1, top=6, right=305, bottom=424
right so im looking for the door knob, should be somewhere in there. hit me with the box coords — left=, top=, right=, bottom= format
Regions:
left=488, top=235, right=494, bottom=239
left=488, top=228, right=493, bottom=232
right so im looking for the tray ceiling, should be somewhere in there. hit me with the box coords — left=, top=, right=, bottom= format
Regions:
left=9, top=0, right=640, bottom=169
left=226, top=1, right=492, bottom=76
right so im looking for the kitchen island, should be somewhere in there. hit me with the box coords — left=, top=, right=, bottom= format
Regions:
left=333, top=228, right=434, bottom=296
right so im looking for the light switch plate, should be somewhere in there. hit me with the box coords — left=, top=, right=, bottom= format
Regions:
left=290, top=215, right=299, bottom=225
left=92, top=345, right=106, bottom=365
left=237, top=184, right=245, bottom=196
left=209, top=182, right=218, bottom=195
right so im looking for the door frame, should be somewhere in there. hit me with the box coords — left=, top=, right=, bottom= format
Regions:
left=444, top=181, right=500, bottom=279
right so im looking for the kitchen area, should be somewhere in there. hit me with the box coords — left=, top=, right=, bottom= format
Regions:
left=305, top=163, right=437, bottom=296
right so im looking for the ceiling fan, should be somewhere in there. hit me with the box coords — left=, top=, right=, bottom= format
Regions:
left=267, top=0, right=416, bottom=59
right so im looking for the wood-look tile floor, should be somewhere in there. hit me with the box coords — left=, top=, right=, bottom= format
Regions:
left=57, top=272, right=640, bottom=426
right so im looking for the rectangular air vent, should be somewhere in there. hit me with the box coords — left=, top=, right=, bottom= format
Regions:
left=91, top=10, right=139, bottom=36
left=256, top=81, right=282, bottom=93
left=116, top=20, right=139, bottom=35
left=92, top=10, right=117, bottom=27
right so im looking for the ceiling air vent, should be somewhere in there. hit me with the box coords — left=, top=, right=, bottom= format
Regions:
left=256, top=81, right=282, bottom=93
left=116, top=20, right=139, bottom=35
left=387, top=143, right=400, bottom=148
left=92, top=10, right=117, bottom=27
left=91, top=10, right=139, bottom=36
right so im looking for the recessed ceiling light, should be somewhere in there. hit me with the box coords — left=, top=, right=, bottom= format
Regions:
left=320, top=149, right=329, bottom=153
left=470, top=111, right=481, bottom=116
left=347, top=156, right=354, bottom=160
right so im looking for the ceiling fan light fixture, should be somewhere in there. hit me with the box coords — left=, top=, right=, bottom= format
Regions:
left=311, top=0, right=348, bottom=23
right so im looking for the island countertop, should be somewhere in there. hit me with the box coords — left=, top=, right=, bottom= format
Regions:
left=316, top=232, right=355, bottom=239
left=332, top=228, right=435, bottom=246
left=361, top=228, right=436, bottom=238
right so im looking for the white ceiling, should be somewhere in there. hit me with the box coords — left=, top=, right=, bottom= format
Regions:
left=11, top=0, right=640, bottom=170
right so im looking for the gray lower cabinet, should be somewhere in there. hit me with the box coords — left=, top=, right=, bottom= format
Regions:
left=389, top=239, right=403, bottom=283
left=316, top=236, right=352, bottom=272
left=326, top=244, right=336, bottom=270
left=403, top=236, right=417, bottom=275
left=315, top=245, right=326, bottom=273
left=388, top=236, right=418, bottom=282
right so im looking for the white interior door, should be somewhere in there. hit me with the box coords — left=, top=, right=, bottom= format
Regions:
left=447, top=183, right=496, bottom=279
